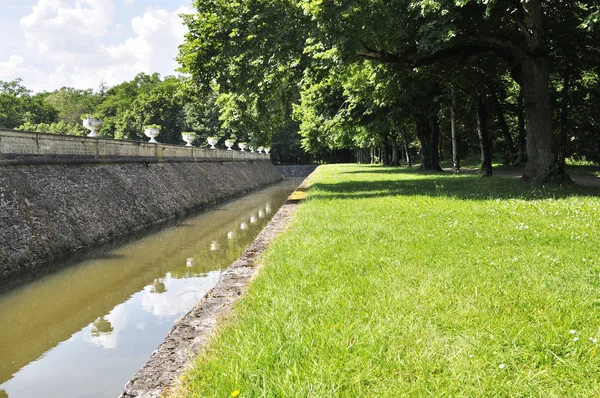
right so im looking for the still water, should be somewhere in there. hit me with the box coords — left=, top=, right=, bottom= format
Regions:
left=0, top=179, right=301, bottom=398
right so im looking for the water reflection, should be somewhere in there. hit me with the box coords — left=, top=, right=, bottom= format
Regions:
left=150, top=279, right=167, bottom=294
left=91, top=317, right=114, bottom=336
left=0, top=179, right=302, bottom=398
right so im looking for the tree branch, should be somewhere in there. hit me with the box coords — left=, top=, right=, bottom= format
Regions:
left=358, top=37, right=526, bottom=68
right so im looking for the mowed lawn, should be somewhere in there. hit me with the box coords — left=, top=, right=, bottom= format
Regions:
left=177, top=164, right=600, bottom=397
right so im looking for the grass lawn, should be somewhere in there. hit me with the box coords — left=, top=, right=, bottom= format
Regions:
left=176, top=164, right=600, bottom=397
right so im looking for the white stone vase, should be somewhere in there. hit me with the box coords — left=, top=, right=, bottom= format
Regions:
left=207, top=137, right=218, bottom=149
left=238, top=142, right=247, bottom=152
left=257, top=146, right=264, bottom=153
left=144, top=127, right=160, bottom=143
left=225, top=140, right=235, bottom=150
left=264, top=147, right=271, bottom=154
left=182, top=133, right=196, bottom=147
left=83, top=117, right=102, bottom=138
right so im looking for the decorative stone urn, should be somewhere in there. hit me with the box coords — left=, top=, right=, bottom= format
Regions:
left=249, top=146, right=255, bottom=153
left=207, top=137, right=218, bottom=149
left=225, top=139, right=235, bottom=150
left=83, top=116, right=102, bottom=138
left=144, top=126, right=161, bottom=143
left=264, top=147, right=271, bottom=154
left=238, top=142, right=247, bottom=152
left=257, top=146, right=264, bottom=153
left=182, top=132, right=196, bottom=147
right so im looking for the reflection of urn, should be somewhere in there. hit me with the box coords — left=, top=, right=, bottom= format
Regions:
left=240, top=222, right=248, bottom=230
left=186, top=257, right=196, bottom=268
left=210, top=241, right=219, bottom=251
left=144, top=127, right=160, bottom=143
left=250, top=214, right=257, bottom=224
left=150, top=279, right=166, bottom=294
left=265, top=204, right=272, bottom=214
left=91, top=317, right=114, bottom=337
left=227, top=231, right=235, bottom=239
left=207, top=137, right=218, bottom=149
left=258, top=209, right=264, bottom=219
left=83, top=117, right=102, bottom=138
left=225, top=140, right=235, bottom=150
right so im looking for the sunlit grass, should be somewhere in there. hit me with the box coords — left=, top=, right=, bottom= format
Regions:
left=176, top=164, right=600, bottom=397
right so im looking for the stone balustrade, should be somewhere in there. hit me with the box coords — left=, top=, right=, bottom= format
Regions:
left=0, top=129, right=269, bottom=165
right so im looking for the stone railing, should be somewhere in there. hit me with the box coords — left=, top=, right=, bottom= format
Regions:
left=0, top=129, right=269, bottom=165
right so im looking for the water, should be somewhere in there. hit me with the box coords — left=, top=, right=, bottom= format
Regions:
left=0, top=179, right=301, bottom=398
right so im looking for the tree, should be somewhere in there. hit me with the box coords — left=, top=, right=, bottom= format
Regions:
left=178, top=0, right=310, bottom=148
left=301, top=0, right=600, bottom=181
left=0, top=79, right=31, bottom=128
left=44, top=87, right=99, bottom=125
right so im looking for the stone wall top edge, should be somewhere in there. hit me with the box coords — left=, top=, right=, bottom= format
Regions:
left=0, top=129, right=269, bottom=161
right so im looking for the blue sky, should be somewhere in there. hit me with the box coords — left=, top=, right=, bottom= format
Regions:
left=0, top=0, right=193, bottom=92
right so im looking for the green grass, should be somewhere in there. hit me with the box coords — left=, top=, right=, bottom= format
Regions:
left=177, top=164, right=600, bottom=397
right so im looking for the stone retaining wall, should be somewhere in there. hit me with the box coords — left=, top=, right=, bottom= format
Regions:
left=0, top=131, right=283, bottom=280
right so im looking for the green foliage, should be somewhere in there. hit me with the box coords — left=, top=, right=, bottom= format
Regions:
left=15, top=121, right=87, bottom=136
left=0, top=79, right=57, bottom=128
left=178, top=0, right=310, bottom=149
left=44, top=87, right=99, bottom=125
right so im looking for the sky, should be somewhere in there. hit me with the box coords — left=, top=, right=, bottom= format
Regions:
left=0, top=0, right=193, bottom=92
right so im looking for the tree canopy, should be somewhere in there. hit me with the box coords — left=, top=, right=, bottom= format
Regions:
left=178, top=0, right=600, bottom=181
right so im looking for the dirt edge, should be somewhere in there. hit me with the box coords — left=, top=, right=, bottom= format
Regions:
left=119, top=170, right=317, bottom=398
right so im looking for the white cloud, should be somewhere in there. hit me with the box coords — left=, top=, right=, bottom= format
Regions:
left=0, top=55, right=39, bottom=82
left=20, top=0, right=116, bottom=56
left=4, top=0, right=191, bottom=92
left=104, top=6, right=191, bottom=78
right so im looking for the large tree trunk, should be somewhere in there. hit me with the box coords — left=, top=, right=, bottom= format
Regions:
left=477, top=94, right=493, bottom=176
left=451, top=105, right=460, bottom=173
left=415, top=113, right=442, bottom=171
left=520, top=57, right=567, bottom=182
left=490, top=90, right=516, bottom=165
left=519, top=0, right=568, bottom=182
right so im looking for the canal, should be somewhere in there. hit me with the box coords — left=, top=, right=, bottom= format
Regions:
left=0, top=178, right=302, bottom=398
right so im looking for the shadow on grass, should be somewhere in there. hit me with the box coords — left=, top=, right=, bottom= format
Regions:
left=311, top=170, right=600, bottom=202
left=342, top=167, right=421, bottom=175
